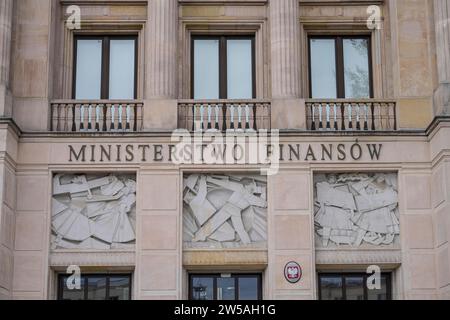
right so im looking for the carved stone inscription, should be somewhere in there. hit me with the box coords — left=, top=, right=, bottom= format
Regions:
left=183, top=174, right=267, bottom=248
left=314, top=173, right=399, bottom=247
left=51, top=174, right=136, bottom=250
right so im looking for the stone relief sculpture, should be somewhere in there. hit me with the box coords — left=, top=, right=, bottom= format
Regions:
left=314, top=173, right=399, bottom=247
left=183, top=174, right=267, bottom=248
left=51, top=174, right=136, bottom=250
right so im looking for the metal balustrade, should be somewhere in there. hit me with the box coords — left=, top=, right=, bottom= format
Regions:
left=306, top=100, right=397, bottom=131
left=178, top=100, right=271, bottom=132
left=50, top=100, right=144, bottom=132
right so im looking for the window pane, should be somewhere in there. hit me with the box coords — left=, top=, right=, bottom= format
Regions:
left=87, top=276, right=107, bottom=300
left=343, top=38, right=370, bottom=98
left=75, top=39, right=102, bottom=99
left=60, top=276, right=84, bottom=300
left=192, top=277, right=214, bottom=300
left=345, top=276, right=365, bottom=300
left=109, top=39, right=135, bottom=99
left=108, top=276, right=131, bottom=300
left=238, top=277, right=258, bottom=300
left=194, top=39, right=219, bottom=99
left=367, top=275, right=389, bottom=300
left=320, top=276, right=343, bottom=300
left=227, top=39, right=253, bottom=99
left=217, top=278, right=235, bottom=300
left=310, top=39, right=337, bottom=98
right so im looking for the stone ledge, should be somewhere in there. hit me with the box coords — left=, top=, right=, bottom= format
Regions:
left=316, top=249, right=402, bottom=266
left=50, top=250, right=135, bottom=267
left=183, top=249, right=268, bottom=268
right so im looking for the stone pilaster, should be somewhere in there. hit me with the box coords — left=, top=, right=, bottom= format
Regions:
left=269, top=0, right=305, bottom=129
left=0, top=0, right=13, bottom=117
left=433, top=0, right=450, bottom=115
left=144, top=0, right=178, bottom=130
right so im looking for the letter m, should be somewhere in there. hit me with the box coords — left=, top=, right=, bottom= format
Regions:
left=69, top=145, right=86, bottom=162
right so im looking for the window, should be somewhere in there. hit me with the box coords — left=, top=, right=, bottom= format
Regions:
left=58, top=274, right=132, bottom=300
left=73, top=36, right=137, bottom=100
left=318, top=273, right=392, bottom=300
left=309, top=36, right=372, bottom=99
left=192, top=36, right=255, bottom=99
left=189, top=274, right=261, bottom=300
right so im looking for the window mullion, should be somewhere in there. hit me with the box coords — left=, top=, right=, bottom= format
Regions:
left=219, top=37, right=228, bottom=99
left=101, top=36, right=110, bottom=100
left=336, top=37, right=345, bottom=98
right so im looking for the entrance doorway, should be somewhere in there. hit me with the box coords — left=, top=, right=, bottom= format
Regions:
left=189, top=274, right=262, bottom=300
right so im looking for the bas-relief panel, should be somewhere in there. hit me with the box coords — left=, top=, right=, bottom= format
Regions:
left=51, top=174, right=136, bottom=250
left=314, top=173, right=400, bottom=248
left=183, top=174, right=267, bottom=249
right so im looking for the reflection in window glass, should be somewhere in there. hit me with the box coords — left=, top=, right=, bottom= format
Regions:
left=109, top=276, right=131, bottom=300
left=87, top=276, right=107, bottom=300
left=192, top=277, right=214, bottom=300
left=239, top=277, right=258, bottom=300
left=109, top=40, right=135, bottom=99
left=345, top=276, right=364, bottom=300
left=343, top=39, right=370, bottom=98
left=368, top=275, right=388, bottom=300
left=227, top=39, right=253, bottom=99
left=75, top=39, right=103, bottom=99
left=60, top=276, right=84, bottom=300
left=310, top=39, right=337, bottom=99
left=217, top=278, right=235, bottom=300
left=194, top=39, right=220, bottom=99
left=320, top=276, right=343, bottom=300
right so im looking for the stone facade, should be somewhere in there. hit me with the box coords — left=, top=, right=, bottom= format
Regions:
left=0, top=0, right=449, bottom=300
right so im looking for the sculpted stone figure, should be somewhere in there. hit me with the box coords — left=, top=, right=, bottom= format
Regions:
left=51, top=174, right=136, bottom=250
left=314, top=173, right=399, bottom=247
left=183, top=174, right=267, bottom=248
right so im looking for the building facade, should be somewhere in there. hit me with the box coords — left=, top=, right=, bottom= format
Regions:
left=0, top=0, right=449, bottom=300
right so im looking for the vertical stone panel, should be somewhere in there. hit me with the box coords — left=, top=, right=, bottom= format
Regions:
left=0, top=0, right=13, bottom=116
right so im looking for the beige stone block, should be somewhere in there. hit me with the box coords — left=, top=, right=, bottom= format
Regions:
left=272, top=173, right=309, bottom=211
left=12, top=98, right=49, bottom=131
left=0, top=206, right=14, bottom=249
left=437, top=247, right=450, bottom=288
left=432, top=165, right=446, bottom=208
left=274, top=254, right=311, bottom=290
left=12, top=292, right=44, bottom=300
left=143, top=99, right=178, bottom=131
left=141, top=215, right=178, bottom=250
left=3, top=167, right=15, bottom=210
left=14, top=214, right=45, bottom=251
left=12, top=253, right=43, bottom=292
left=274, top=215, right=311, bottom=250
left=181, top=6, right=224, bottom=17
left=405, top=175, right=431, bottom=210
left=0, top=246, right=13, bottom=290
left=274, top=293, right=314, bottom=300
left=406, top=215, right=434, bottom=249
left=139, top=294, right=178, bottom=300
left=271, top=99, right=306, bottom=130
left=409, top=253, right=437, bottom=289
left=16, top=175, right=48, bottom=212
left=397, top=98, right=433, bottom=129
left=139, top=254, right=177, bottom=291
left=434, top=204, right=449, bottom=247
left=140, top=174, right=178, bottom=210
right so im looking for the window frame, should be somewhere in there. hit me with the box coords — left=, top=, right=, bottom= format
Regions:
left=318, top=272, right=392, bottom=300
left=57, top=273, right=132, bottom=300
left=72, top=35, right=138, bottom=100
left=188, top=273, right=262, bottom=301
left=308, top=35, right=374, bottom=99
left=191, top=35, right=256, bottom=99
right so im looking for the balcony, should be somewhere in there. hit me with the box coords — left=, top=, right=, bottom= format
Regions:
left=177, top=100, right=271, bottom=132
left=306, top=99, right=397, bottom=131
left=50, top=100, right=144, bottom=132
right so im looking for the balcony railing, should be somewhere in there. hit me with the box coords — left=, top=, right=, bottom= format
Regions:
left=178, top=100, right=271, bottom=132
left=306, top=99, right=397, bottom=131
left=50, top=100, right=144, bottom=132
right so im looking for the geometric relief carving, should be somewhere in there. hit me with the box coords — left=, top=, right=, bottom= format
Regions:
left=183, top=174, right=267, bottom=249
left=51, top=174, right=136, bottom=250
left=314, top=173, right=399, bottom=247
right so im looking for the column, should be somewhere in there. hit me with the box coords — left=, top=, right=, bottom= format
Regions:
left=433, top=0, right=450, bottom=115
left=0, top=0, right=13, bottom=116
left=269, top=0, right=305, bottom=129
left=144, top=0, right=179, bottom=130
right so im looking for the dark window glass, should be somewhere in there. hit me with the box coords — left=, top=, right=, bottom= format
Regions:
left=74, top=36, right=137, bottom=100
left=58, top=274, right=132, bottom=300
left=309, top=36, right=372, bottom=99
left=190, top=274, right=261, bottom=301
left=192, top=36, right=255, bottom=99
left=319, top=273, right=391, bottom=300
